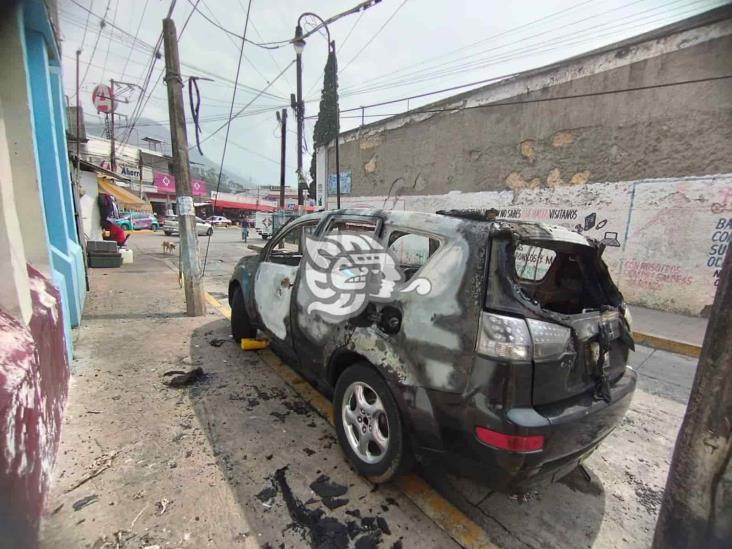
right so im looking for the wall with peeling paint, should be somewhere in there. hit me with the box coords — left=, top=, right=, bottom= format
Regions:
left=325, top=175, right=731, bottom=316
left=318, top=10, right=732, bottom=316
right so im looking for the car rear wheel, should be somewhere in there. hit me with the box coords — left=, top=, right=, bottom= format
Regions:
left=334, top=363, right=411, bottom=483
left=230, top=285, right=256, bottom=343
left=164, top=231, right=172, bottom=236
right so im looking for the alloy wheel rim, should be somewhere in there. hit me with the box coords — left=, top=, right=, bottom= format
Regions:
left=342, top=381, right=390, bottom=465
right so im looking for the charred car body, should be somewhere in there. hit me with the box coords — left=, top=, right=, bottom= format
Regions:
left=228, top=208, right=636, bottom=490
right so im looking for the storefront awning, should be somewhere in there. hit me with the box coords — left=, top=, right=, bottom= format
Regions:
left=98, top=178, right=152, bottom=212
left=211, top=199, right=277, bottom=212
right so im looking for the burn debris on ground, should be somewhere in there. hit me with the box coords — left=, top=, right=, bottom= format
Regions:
left=254, top=468, right=392, bottom=548
left=208, top=337, right=229, bottom=347
left=72, top=494, right=98, bottom=511
left=162, top=367, right=204, bottom=387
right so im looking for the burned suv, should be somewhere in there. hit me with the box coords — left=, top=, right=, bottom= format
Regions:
left=228, top=209, right=636, bottom=489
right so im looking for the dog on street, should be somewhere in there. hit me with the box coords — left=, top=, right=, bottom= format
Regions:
left=162, top=241, right=177, bottom=254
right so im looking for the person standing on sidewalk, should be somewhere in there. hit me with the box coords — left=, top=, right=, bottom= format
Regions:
left=241, top=223, right=249, bottom=242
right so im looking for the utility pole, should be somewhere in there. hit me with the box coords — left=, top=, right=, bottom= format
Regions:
left=75, top=50, right=81, bottom=187
left=277, top=109, right=287, bottom=209
left=109, top=78, right=116, bottom=171
left=162, top=17, right=206, bottom=317
left=294, top=24, right=305, bottom=206
left=652, top=247, right=731, bottom=548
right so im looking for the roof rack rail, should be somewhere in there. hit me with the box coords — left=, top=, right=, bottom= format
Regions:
left=436, top=208, right=500, bottom=221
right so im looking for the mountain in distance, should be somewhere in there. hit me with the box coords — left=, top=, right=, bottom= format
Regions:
left=84, top=117, right=256, bottom=193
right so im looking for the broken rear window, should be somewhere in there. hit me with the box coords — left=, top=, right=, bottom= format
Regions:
left=387, top=231, right=440, bottom=281
left=510, top=240, right=615, bottom=315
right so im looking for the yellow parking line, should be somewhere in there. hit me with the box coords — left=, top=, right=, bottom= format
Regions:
left=204, top=291, right=498, bottom=549
left=632, top=331, right=701, bottom=358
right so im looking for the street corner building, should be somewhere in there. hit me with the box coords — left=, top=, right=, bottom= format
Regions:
left=316, top=5, right=732, bottom=318
left=0, top=0, right=83, bottom=546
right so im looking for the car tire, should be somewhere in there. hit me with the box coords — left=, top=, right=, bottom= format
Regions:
left=230, top=285, right=256, bottom=343
left=207, top=227, right=213, bottom=236
left=334, top=363, right=412, bottom=483
left=164, top=231, right=172, bottom=236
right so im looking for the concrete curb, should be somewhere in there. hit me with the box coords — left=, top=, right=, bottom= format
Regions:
left=632, top=331, right=701, bottom=358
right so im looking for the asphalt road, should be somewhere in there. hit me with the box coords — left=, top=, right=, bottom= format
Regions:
left=132, top=229, right=698, bottom=548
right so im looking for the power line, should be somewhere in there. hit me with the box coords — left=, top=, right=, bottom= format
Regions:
left=338, top=0, right=712, bottom=98
left=78, top=0, right=111, bottom=93
left=203, top=0, right=254, bottom=275
left=120, top=0, right=149, bottom=81
left=100, top=0, right=119, bottom=78
left=193, top=61, right=295, bottom=149
left=319, top=75, right=732, bottom=123
left=340, top=0, right=407, bottom=74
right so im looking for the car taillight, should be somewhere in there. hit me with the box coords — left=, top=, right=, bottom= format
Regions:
left=476, top=313, right=531, bottom=360
left=476, top=313, right=572, bottom=360
left=526, top=319, right=572, bottom=359
left=475, top=426, right=544, bottom=452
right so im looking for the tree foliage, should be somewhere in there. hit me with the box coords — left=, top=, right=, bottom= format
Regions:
left=309, top=48, right=339, bottom=200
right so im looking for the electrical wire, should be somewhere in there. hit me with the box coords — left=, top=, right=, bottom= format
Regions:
left=78, top=0, right=112, bottom=93
left=120, top=0, right=149, bottom=81
left=317, top=75, right=732, bottom=123
left=203, top=0, right=253, bottom=276
left=340, top=0, right=407, bottom=74
left=100, top=0, right=119, bottom=78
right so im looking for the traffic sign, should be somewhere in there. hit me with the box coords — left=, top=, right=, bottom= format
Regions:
left=92, top=84, right=113, bottom=113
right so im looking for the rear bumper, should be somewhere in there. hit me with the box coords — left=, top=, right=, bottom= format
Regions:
left=407, top=367, right=637, bottom=491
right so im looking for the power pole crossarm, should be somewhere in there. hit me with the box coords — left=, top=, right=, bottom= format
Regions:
left=162, top=17, right=206, bottom=317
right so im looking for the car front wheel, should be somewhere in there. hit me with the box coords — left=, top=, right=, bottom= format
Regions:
left=230, top=285, right=256, bottom=343
left=334, top=363, right=411, bottom=483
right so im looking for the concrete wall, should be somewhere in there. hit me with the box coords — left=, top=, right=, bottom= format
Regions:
left=320, top=14, right=732, bottom=316
left=79, top=171, right=102, bottom=242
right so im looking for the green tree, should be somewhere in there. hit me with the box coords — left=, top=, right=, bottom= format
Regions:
left=309, top=47, right=339, bottom=200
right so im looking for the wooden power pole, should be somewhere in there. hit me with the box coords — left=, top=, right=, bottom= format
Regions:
left=162, top=17, right=206, bottom=316
left=652, top=246, right=731, bottom=548
left=278, top=109, right=287, bottom=209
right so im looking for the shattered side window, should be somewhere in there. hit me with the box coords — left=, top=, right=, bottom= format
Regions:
left=388, top=231, right=440, bottom=281
left=326, top=218, right=378, bottom=235
left=514, top=244, right=557, bottom=282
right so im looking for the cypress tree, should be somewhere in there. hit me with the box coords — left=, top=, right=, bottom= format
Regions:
left=309, top=48, right=339, bottom=200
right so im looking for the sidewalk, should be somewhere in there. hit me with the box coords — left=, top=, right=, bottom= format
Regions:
left=39, top=247, right=457, bottom=548
left=631, top=305, right=707, bottom=357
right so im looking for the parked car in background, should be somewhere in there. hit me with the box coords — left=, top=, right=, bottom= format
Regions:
left=228, top=208, right=636, bottom=489
left=162, top=215, right=213, bottom=236
left=205, top=215, right=232, bottom=227
left=113, top=212, right=159, bottom=231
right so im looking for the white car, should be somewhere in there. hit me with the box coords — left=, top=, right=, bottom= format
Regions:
left=205, top=215, right=232, bottom=227
left=162, top=216, right=213, bottom=236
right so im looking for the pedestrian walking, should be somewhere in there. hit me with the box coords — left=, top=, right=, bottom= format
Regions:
left=242, top=224, right=249, bottom=242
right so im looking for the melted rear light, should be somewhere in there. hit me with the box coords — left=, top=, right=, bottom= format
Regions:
left=475, top=426, right=544, bottom=452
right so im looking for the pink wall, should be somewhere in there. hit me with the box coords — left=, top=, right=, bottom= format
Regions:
left=0, top=265, right=69, bottom=548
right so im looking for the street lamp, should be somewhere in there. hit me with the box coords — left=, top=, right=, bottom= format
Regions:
left=293, top=13, right=341, bottom=209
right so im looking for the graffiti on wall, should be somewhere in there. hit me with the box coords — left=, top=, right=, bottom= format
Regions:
left=497, top=207, right=622, bottom=247
left=708, top=217, right=731, bottom=287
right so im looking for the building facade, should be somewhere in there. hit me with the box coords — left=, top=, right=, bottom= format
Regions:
left=317, top=7, right=732, bottom=317
left=0, top=0, right=82, bottom=543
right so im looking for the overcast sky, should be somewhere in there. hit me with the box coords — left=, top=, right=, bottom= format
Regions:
left=59, top=0, right=724, bottom=188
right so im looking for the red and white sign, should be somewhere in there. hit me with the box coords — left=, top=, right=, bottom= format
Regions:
left=92, top=84, right=113, bottom=113
left=154, top=172, right=208, bottom=196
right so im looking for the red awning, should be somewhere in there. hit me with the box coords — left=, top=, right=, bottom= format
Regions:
left=211, top=199, right=276, bottom=212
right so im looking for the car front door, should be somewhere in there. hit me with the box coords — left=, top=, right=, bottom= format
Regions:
left=253, top=219, right=319, bottom=361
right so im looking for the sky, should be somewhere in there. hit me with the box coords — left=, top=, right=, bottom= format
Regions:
left=58, top=0, right=725, bottom=188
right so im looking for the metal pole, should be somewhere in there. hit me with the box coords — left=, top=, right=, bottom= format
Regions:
left=109, top=78, right=116, bottom=171
left=332, top=40, right=341, bottom=210
left=163, top=17, right=206, bottom=316
left=652, top=247, right=732, bottom=548
left=279, top=109, right=287, bottom=210
left=75, top=50, right=81, bottom=188
left=295, top=24, right=304, bottom=206
left=138, top=149, right=144, bottom=199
